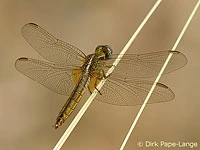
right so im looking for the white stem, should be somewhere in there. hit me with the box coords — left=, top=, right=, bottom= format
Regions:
left=120, top=1, right=200, bottom=150
left=53, top=0, right=163, bottom=149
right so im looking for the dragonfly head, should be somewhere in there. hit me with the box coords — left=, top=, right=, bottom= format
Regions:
left=95, top=45, right=112, bottom=60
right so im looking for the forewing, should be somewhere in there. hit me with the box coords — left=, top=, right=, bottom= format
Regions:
left=105, top=50, right=187, bottom=79
left=15, top=57, right=83, bottom=96
left=21, top=23, right=86, bottom=65
left=96, top=78, right=175, bottom=106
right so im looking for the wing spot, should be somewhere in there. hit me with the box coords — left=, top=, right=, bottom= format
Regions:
left=18, top=57, right=29, bottom=61
left=170, top=50, right=180, bottom=54
left=156, top=83, right=168, bottom=89
left=28, top=23, right=38, bottom=28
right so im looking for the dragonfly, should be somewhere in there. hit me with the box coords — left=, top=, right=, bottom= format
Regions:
left=15, top=23, right=187, bottom=129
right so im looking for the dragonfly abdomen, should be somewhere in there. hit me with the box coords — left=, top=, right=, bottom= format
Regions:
left=55, top=74, right=90, bottom=129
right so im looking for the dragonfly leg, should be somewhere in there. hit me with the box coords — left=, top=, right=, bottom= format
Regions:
left=95, top=87, right=102, bottom=95
left=104, top=64, right=113, bottom=78
left=94, top=77, right=102, bottom=95
left=87, top=85, right=102, bottom=95
left=101, top=69, right=111, bottom=79
left=88, top=87, right=92, bottom=95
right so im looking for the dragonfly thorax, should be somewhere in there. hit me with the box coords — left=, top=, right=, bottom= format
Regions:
left=95, top=45, right=112, bottom=60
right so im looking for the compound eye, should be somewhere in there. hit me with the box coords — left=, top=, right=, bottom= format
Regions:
left=104, top=45, right=113, bottom=59
left=95, top=45, right=102, bottom=51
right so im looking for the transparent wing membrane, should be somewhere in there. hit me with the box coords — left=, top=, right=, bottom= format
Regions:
left=15, top=57, right=82, bottom=96
left=21, top=23, right=86, bottom=66
left=95, top=50, right=187, bottom=105
left=96, top=78, right=175, bottom=106
left=105, top=50, right=187, bottom=79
